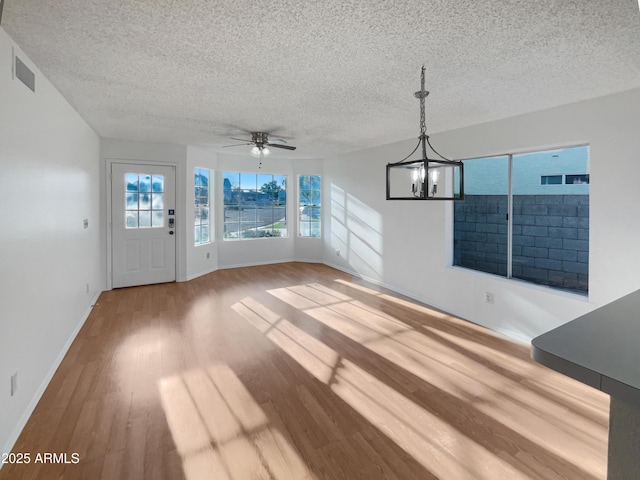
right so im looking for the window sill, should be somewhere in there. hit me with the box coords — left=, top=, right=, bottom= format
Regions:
left=222, top=236, right=290, bottom=242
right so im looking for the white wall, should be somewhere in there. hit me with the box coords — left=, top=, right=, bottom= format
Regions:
left=323, top=88, right=640, bottom=342
left=0, top=29, right=103, bottom=456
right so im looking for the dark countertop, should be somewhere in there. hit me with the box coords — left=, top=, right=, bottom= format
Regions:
left=531, top=289, right=640, bottom=403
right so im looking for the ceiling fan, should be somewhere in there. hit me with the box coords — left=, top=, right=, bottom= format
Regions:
left=223, top=132, right=297, bottom=158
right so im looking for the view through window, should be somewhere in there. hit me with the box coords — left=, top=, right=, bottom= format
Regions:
left=298, top=175, right=321, bottom=237
left=194, top=168, right=211, bottom=245
left=223, top=172, right=287, bottom=239
left=453, top=145, right=589, bottom=293
left=125, top=173, right=164, bottom=228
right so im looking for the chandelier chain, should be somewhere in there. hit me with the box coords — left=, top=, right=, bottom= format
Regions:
left=419, top=66, right=427, bottom=135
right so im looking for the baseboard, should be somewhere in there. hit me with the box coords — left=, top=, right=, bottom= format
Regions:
left=0, top=291, right=101, bottom=462
left=324, top=261, right=425, bottom=303
left=185, top=265, right=219, bottom=281
left=218, top=258, right=297, bottom=270
left=184, top=259, right=323, bottom=281
left=489, top=328, right=531, bottom=345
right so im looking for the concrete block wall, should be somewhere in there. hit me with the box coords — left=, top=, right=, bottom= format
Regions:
left=454, top=195, right=589, bottom=293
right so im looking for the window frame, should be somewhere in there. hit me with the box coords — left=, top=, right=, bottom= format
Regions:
left=540, top=175, right=563, bottom=185
left=194, top=167, right=212, bottom=246
left=565, top=174, right=590, bottom=185
left=297, top=174, right=322, bottom=238
left=452, top=144, right=590, bottom=294
left=222, top=171, right=288, bottom=241
left=125, top=172, right=166, bottom=229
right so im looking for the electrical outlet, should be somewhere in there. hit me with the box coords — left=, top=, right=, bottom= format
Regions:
left=336, top=249, right=341, bottom=256
left=485, top=292, right=495, bottom=304
left=83, top=218, right=89, bottom=229
left=206, top=252, right=210, bottom=259
left=86, top=283, right=90, bottom=294
left=11, top=372, right=18, bottom=396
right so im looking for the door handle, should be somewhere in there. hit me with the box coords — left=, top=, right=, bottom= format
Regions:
left=169, top=231, right=174, bottom=235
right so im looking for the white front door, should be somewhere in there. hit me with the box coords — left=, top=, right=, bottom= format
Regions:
left=111, top=163, right=176, bottom=288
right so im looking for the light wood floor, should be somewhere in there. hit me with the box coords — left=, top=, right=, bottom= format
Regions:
left=1, top=262, right=609, bottom=480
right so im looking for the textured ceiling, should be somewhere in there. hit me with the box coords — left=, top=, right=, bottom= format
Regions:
left=3, top=0, right=640, bottom=158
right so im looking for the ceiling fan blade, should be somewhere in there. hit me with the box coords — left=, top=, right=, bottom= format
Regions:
left=229, top=137, right=252, bottom=142
left=267, top=143, right=296, bottom=151
left=223, top=143, right=252, bottom=148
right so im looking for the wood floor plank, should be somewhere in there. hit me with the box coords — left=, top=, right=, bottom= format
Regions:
left=0, top=262, right=608, bottom=480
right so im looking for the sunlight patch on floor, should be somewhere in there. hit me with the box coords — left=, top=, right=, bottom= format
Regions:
left=233, top=298, right=340, bottom=385
left=235, top=296, right=528, bottom=480
left=159, top=363, right=315, bottom=480
left=262, top=283, right=608, bottom=479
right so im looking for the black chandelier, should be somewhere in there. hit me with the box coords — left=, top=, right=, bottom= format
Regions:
left=386, top=67, right=464, bottom=200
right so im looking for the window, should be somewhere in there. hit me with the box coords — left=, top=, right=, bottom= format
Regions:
left=125, top=173, right=164, bottom=228
left=541, top=175, right=562, bottom=185
left=298, top=175, right=321, bottom=237
left=223, top=172, right=287, bottom=240
left=565, top=174, right=589, bottom=185
left=454, top=145, right=589, bottom=293
left=194, top=168, right=211, bottom=245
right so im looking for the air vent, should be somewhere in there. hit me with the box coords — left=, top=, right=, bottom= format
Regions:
left=15, top=56, right=36, bottom=92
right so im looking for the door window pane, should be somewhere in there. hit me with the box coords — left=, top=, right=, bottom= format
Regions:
left=152, top=175, right=164, bottom=192
left=126, top=212, right=138, bottom=228
left=152, top=193, right=164, bottom=210
left=140, top=193, right=151, bottom=210
left=126, top=174, right=139, bottom=192
left=152, top=210, right=164, bottom=227
left=139, top=210, right=151, bottom=227
left=139, top=175, right=151, bottom=192
left=126, top=193, right=138, bottom=209
left=124, top=173, right=165, bottom=229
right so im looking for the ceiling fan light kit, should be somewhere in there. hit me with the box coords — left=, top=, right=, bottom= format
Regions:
left=224, top=131, right=296, bottom=167
left=251, top=145, right=270, bottom=157
left=225, top=132, right=296, bottom=168
left=386, top=67, right=464, bottom=201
